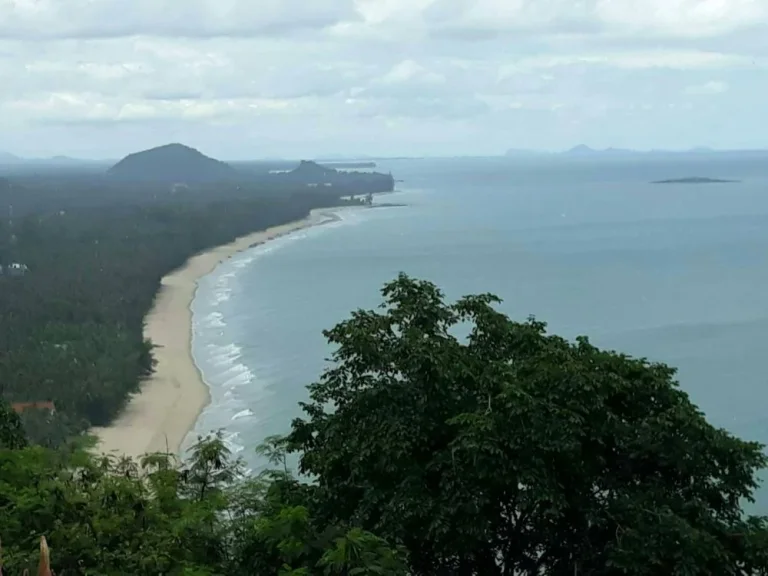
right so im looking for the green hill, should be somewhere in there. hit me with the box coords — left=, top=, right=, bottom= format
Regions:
left=107, top=143, right=238, bottom=184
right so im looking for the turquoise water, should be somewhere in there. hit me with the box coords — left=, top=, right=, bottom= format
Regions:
left=186, top=155, right=768, bottom=507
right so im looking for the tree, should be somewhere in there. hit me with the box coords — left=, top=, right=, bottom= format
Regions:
left=0, top=431, right=406, bottom=576
left=288, top=273, right=768, bottom=575
left=0, top=398, right=26, bottom=450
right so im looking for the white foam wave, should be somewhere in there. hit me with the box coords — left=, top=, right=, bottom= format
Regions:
left=202, top=311, right=226, bottom=328
left=221, top=368, right=253, bottom=389
left=218, top=362, right=250, bottom=378
left=210, top=288, right=231, bottom=306
left=249, top=231, right=306, bottom=257
left=318, top=207, right=375, bottom=229
left=189, top=205, right=389, bottom=464
left=206, top=343, right=242, bottom=367
left=232, top=256, right=254, bottom=269
left=222, top=431, right=245, bottom=454
left=231, top=408, right=254, bottom=421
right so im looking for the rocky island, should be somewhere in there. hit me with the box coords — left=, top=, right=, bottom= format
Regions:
left=651, top=176, right=739, bottom=184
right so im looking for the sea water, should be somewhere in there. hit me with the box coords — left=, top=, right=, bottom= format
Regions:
left=186, top=155, right=768, bottom=508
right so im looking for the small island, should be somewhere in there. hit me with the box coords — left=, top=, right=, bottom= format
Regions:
left=651, top=176, right=739, bottom=184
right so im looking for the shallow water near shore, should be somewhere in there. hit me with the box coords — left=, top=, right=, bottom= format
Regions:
left=187, top=155, right=768, bottom=509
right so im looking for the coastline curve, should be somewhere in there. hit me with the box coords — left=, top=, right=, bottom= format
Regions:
left=90, top=208, right=339, bottom=461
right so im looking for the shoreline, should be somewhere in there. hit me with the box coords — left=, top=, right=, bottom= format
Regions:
left=91, top=208, right=338, bottom=461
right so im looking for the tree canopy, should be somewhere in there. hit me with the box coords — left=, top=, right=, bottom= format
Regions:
left=0, top=168, right=378, bottom=444
left=0, top=400, right=26, bottom=450
left=287, top=273, right=768, bottom=575
left=0, top=433, right=407, bottom=575
left=3, top=227, right=768, bottom=574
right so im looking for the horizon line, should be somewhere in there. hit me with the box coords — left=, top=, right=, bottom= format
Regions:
left=2, top=145, right=768, bottom=164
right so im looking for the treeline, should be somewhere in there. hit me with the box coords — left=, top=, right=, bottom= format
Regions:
left=0, top=171, right=363, bottom=445
left=0, top=433, right=408, bottom=576
left=0, top=172, right=391, bottom=217
left=1, top=274, right=767, bottom=574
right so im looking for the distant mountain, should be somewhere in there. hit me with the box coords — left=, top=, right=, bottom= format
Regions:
left=565, top=144, right=595, bottom=155
left=269, top=160, right=395, bottom=192
left=0, top=152, right=109, bottom=166
left=561, top=145, right=760, bottom=156
left=0, top=151, right=22, bottom=164
left=108, top=143, right=238, bottom=183
left=564, top=145, right=636, bottom=155
left=47, top=155, right=81, bottom=164
left=24, top=155, right=102, bottom=166
left=289, top=160, right=340, bottom=179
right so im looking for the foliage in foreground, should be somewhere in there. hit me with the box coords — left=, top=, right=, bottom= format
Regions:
left=2, top=274, right=768, bottom=574
left=0, top=433, right=406, bottom=575
left=287, top=274, right=768, bottom=575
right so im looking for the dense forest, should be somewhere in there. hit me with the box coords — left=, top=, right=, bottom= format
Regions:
left=3, top=145, right=768, bottom=573
left=0, top=146, right=393, bottom=445
left=2, top=274, right=768, bottom=574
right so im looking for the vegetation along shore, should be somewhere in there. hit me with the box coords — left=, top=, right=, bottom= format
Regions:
left=2, top=144, right=768, bottom=574
left=91, top=208, right=340, bottom=461
left=0, top=144, right=394, bottom=447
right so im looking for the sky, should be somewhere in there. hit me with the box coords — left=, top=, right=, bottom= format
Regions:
left=0, top=0, right=767, bottom=160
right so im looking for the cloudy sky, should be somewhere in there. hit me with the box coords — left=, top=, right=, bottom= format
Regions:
left=0, top=0, right=766, bottom=159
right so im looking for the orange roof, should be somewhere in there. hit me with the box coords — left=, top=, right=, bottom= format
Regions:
left=11, top=401, right=55, bottom=413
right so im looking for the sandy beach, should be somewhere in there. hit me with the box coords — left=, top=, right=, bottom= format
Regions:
left=91, top=209, right=334, bottom=461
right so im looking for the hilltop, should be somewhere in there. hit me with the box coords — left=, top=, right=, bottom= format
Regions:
left=107, top=143, right=238, bottom=184
left=292, top=159, right=339, bottom=178
left=0, top=150, right=22, bottom=164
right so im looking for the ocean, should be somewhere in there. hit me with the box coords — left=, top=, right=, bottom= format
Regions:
left=185, top=154, right=768, bottom=509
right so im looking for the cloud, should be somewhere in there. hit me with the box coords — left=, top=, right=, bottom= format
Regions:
left=684, top=80, right=729, bottom=95
left=358, top=60, right=448, bottom=99
left=0, top=0, right=767, bottom=158
left=3, top=93, right=297, bottom=125
left=497, top=51, right=759, bottom=75
left=424, top=0, right=603, bottom=39
left=350, top=95, right=489, bottom=120
left=379, top=60, right=445, bottom=85
left=358, top=0, right=768, bottom=41
left=0, top=0, right=357, bottom=39
left=594, top=0, right=768, bottom=38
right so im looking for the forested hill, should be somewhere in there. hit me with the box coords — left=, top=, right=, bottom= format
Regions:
left=107, top=143, right=238, bottom=183
left=0, top=164, right=370, bottom=446
left=104, top=143, right=395, bottom=194
left=279, top=160, right=395, bottom=192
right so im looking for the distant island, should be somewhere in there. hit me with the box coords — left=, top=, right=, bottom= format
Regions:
left=504, top=145, right=768, bottom=158
left=651, top=177, right=739, bottom=184
left=564, top=145, right=717, bottom=156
